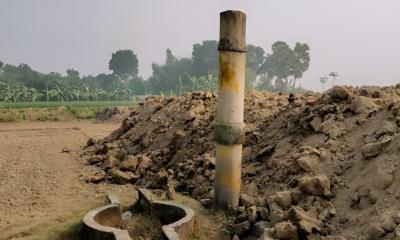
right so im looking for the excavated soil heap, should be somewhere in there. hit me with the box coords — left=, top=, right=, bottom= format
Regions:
left=95, top=106, right=132, bottom=123
left=83, top=86, right=400, bottom=240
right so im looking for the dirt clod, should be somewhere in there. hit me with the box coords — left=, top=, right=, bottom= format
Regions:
left=298, top=175, right=331, bottom=197
left=274, top=221, right=298, bottom=240
left=328, top=86, right=350, bottom=101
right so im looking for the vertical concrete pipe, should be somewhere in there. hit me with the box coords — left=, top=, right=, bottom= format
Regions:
left=214, top=10, right=247, bottom=210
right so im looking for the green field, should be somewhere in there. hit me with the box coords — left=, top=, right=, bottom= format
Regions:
left=0, top=100, right=140, bottom=122
left=0, top=100, right=136, bottom=109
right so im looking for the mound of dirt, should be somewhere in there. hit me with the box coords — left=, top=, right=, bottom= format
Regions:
left=82, top=86, right=400, bottom=239
left=95, top=106, right=132, bottom=123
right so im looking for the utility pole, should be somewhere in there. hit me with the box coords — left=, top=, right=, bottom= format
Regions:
left=214, top=10, right=247, bottom=209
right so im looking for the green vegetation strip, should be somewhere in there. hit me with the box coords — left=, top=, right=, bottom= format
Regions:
left=0, top=101, right=136, bottom=109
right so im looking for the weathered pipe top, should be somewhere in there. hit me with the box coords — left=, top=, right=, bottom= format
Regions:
left=218, top=10, right=247, bottom=52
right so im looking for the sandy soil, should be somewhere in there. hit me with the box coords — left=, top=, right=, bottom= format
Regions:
left=0, top=121, right=134, bottom=240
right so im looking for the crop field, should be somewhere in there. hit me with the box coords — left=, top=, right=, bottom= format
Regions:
left=0, top=100, right=137, bottom=109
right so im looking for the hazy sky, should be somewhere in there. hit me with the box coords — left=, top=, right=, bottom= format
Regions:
left=1, top=0, right=399, bottom=91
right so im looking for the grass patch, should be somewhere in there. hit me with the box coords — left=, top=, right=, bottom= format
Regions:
left=0, top=101, right=136, bottom=109
left=4, top=207, right=91, bottom=240
left=46, top=217, right=85, bottom=240
left=0, top=109, right=26, bottom=122
left=68, top=107, right=102, bottom=119
left=173, top=195, right=232, bottom=240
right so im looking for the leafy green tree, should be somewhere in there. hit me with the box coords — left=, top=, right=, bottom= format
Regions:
left=94, top=73, right=118, bottom=91
left=291, top=43, right=310, bottom=86
left=128, top=76, right=146, bottom=95
left=259, top=41, right=293, bottom=91
left=148, top=56, right=193, bottom=94
left=246, top=44, right=266, bottom=89
left=166, top=48, right=177, bottom=65
left=149, top=42, right=267, bottom=94
left=109, top=49, right=139, bottom=79
left=66, top=68, right=79, bottom=78
left=247, top=44, right=265, bottom=73
left=64, top=69, right=81, bottom=94
left=259, top=41, right=310, bottom=91
left=191, top=41, right=266, bottom=78
left=245, top=68, right=257, bottom=90
left=257, top=74, right=274, bottom=91
left=192, top=40, right=218, bottom=77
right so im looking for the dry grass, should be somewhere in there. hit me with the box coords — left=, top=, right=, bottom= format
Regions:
left=164, top=194, right=233, bottom=240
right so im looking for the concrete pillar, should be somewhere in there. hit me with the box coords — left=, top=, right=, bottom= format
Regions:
left=214, top=10, right=247, bottom=210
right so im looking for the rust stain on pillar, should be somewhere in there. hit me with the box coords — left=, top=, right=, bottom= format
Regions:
left=214, top=10, right=247, bottom=210
left=219, top=53, right=240, bottom=94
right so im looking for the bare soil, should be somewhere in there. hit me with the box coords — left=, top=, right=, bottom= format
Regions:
left=0, top=121, right=134, bottom=240
left=82, top=86, right=400, bottom=239
left=125, top=214, right=162, bottom=240
left=95, top=106, right=132, bottom=123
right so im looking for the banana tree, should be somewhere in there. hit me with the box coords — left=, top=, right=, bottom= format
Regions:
left=203, top=74, right=217, bottom=92
left=188, top=74, right=217, bottom=92
left=72, top=89, right=81, bottom=102
left=189, top=75, right=200, bottom=92
left=82, top=84, right=91, bottom=101
left=20, top=86, right=30, bottom=101
left=45, top=84, right=50, bottom=102
left=2, top=80, right=15, bottom=102
left=93, top=88, right=106, bottom=101
left=111, top=88, right=123, bottom=101
left=107, top=91, right=113, bottom=101
left=48, top=89, right=59, bottom=101
left=62, top=88, right=74, bottom=102
left=29, top=87, right=41, bottom=102
left=97, top=89, right=107, bottom=101
left=0, top=81, right=7, bottom=101
left=54, top=85, right=65, bottom=101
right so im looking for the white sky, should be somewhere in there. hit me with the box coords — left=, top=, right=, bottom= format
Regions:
left=1, top=0, right=399, bottom=91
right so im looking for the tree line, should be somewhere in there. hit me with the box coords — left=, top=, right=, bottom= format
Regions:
left=0, top=40, right=310, bottom=102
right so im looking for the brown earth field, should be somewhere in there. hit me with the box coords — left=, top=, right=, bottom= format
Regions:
left=0, top=121, right=136, bottom=240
